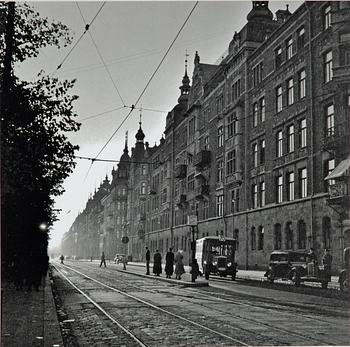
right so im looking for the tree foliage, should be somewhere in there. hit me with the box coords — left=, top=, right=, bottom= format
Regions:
left=1, top=2, right=80, bottom=275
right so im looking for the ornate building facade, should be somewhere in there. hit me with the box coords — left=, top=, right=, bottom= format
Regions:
left=62, top=1, right=350, bottom=271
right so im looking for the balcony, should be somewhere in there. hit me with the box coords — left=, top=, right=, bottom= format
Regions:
left=225, top=173, right=242, bottom=187
left=148, top=187, right=157, bottom=195
left=194, top=150, right=211, bottom=168
left=195, top=185, right=209, bottom=200
left=176, top=194, right=187, bottom=209
left=327, top=181, right=349, bottom=207
left=175, top=164, right=187, bottom=179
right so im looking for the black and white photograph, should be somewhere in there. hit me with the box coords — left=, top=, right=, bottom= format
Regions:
left=1, top=1, right=350, bottom=346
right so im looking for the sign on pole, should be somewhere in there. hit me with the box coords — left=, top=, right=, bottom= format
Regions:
left=188, top=215, right=198, bottom=226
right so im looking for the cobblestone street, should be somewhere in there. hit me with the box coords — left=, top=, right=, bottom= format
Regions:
left=51, top=260, right=349, bottom=346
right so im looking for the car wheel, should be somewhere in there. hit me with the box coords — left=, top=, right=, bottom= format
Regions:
left=291, top=271, right=301, bottom=287
left=340, top=274, right=348, bottom=292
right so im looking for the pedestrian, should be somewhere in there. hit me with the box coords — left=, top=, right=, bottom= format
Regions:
left=322, top=248, right=332, bottom=281
left=99, top=252, right=106, bottom=267
left=60, top=254, right=64, bottom=264
left=145, top=247, right=150, bottom=275
left=307, top=248, right=317, bottom=276
left=165, top=248, right=174, bottom=278
left=191, top=258, right=200, bottom=281
left=174, top=250, right=185, bottom=280
left=153, top=250, right=162, bottom=276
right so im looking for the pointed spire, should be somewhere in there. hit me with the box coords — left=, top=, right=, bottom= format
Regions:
left=194, top=51, right=200, bottom=65
left=135, top=108, right=145, bottom=142
left=178, top=52, right=191, bottom=103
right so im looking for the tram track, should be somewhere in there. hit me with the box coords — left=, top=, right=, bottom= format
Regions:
left=53, top=261, right=346, bottom=346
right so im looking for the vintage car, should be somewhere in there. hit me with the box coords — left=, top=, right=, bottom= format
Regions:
left=264, top=250, right=329, bottom=289
left=339, top=247, right=350, bottom=292
left=114, top=254, right=127, bottom=264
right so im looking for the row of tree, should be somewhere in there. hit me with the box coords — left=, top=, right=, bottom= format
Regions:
left=1, top=2, right=80, bottom=280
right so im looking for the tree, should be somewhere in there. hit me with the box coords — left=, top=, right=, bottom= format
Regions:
left=1, top=2, right=80, bottom=279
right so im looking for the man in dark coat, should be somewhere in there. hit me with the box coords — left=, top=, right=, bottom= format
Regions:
left=165, top=248, right=174, bottom=278
left=153, top=250, right=162, bottom=276
left=322, top=248, right=332, bottom=281
left=99, top=252, right=106, bottom=267
left=145, top=247, right=150, bottom=275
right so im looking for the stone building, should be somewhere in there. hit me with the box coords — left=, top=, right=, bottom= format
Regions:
left=63, top=1, right=349, bottom=271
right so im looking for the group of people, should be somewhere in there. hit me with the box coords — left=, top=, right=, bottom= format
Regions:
left=145, top=247, right=186, bottom=280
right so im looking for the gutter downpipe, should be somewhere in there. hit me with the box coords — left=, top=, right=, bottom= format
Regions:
left=244, top=51, right=249, bottom=270
left=306, top=3, right=315, bottom=250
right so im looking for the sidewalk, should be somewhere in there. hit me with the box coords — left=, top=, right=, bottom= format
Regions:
left=1, top=271, right=63, bottom=347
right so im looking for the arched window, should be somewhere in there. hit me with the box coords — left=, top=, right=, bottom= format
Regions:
left=297, top=220, right=306, bottom=249
left=234, top=229, right=239, bottom=251
left=274, top=224, right=282, bottom=250
left=285, top=222, right=293, bottom=249
left=322, top=217, right=331, bottom=249
left=251, top=227, right=256, bottom=250
left=258, top=226, right=264, bottom=250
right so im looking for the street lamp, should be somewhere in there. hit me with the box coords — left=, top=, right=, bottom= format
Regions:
left=188, top=214, right=198, bottom=282
left=39, top=223, right=47, bottom=231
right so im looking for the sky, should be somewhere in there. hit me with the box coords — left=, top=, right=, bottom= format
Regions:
left=16, top=0, right=301, bottom=249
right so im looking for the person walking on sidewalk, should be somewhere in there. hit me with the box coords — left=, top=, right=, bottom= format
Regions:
left=175, top=250, right=185, bottom=280
left=322, top=248, right=332, bottom=281
left=153, top=250, right=162, bottom=276
left=145, top=247, right=150, bottom=275
left=99, top=252, right=106, bottom=267
left=60, top=254, right=64, bottom=264
left=165, top=248, right=174, bottom=278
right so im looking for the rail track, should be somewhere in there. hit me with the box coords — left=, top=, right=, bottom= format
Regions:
left=53, top=261, right=347, bottom=346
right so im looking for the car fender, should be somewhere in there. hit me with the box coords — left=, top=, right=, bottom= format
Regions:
left=287, top=266, right=300, bottom=279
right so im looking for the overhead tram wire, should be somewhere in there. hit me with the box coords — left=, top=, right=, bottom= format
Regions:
left=76, top=2, right=126, bottom=106
left=53, top=2, right=106, bottom=73
left=75, top=155, right=163, bottom=165
left=78, top=106, right=126, bottom=122
left=83, top=1, right=199, bottom=181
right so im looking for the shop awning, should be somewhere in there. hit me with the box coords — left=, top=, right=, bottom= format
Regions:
left=325, top=156, right=350, bottom=180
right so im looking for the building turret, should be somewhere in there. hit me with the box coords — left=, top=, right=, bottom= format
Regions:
left=133, top=112, right=145, bottom=160
left=178, top=54, right=191, bottom=104
left=247, top=1, right=273, bottom=22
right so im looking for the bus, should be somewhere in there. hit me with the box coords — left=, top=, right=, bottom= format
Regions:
left=195, top=236, right=237, bottom=280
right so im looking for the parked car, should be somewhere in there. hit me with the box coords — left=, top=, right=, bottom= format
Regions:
left=114, top=254, right=127, bottom=264
left=339, top=247, right=350, bottom=292
left=264, top=250, right=329, bottom=289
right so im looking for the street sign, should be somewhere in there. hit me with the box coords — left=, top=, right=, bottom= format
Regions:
left=122, top=236, right=129, bottom=244
left=188, top=215, right=198, bottom=226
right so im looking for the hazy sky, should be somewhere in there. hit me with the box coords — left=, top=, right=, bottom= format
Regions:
left=16, top=1, right=301, bottom=249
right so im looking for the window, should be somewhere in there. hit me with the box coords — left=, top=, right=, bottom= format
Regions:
left=216, top=94, right=224, bottom=114
left=258, top=226, right=264, bottom=250
left=326, top=104, right=334, bottom=137
left=204, top=136, right=210, bottom=150
left=299, top=168, right=307, bottom=198
left=217, top=160, right=224, bottom=183
left=276, top=85, right=283, bottom=112
left=217, top=194, right=224, bottom=217
left=287, top=172, right=295, bottom=201
left=141, top=182, right=146, bottom=195
left=232, top=79, right=241, bottom=101
left=232, top=188, right=240, bottom=213
left=324, top=51, right=333, bottom=83
left=141, top=165, right=147, bottom=175
left=324, top=4, right=331, bottom=30
left=187, top=174, right=195, bottom=192
left=277, top=175, right=283, bottom=203
left=287, top=78, right=294, bottom=105
left=217, top=126, right=224, bottom=147
left=274, top=224, right=282, bottom=250
left=297, top=26, right=305, bottom=49
left=299, top=69, right=306, bottom=99
left=251, top=227, right=256, bottom=250
left=326, top=158, right=335, bottom=186
left=252, top=143, right=258, bottom=167
left=253, top=62, right=263, bottom=86
left=259, top=181, right=265, bottom=207
left=299, top=118, right=307, bottom=148
left=203, top=200, right=209, bottom=220
left=287, top=124, right=295, bottom=153
left=275, top=46, right=282, bottom=69
left=228, top=113, right=237, bottom=138
left=253, top=102, right=258, bottom=127
left=297, top=220, right=306, bottom=249
left=286, top=37, right=293, bottom=60
left=285, top=222, right=293, bottom=249
left=260, top=139, right=265, bottom=164
left=277, top=130, right=283, bottom=157
left=227, top=150, right=236, bottom=175
left=260, top=97, right=265, bottom=122
left=252, top=184, right=258, bottom=208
